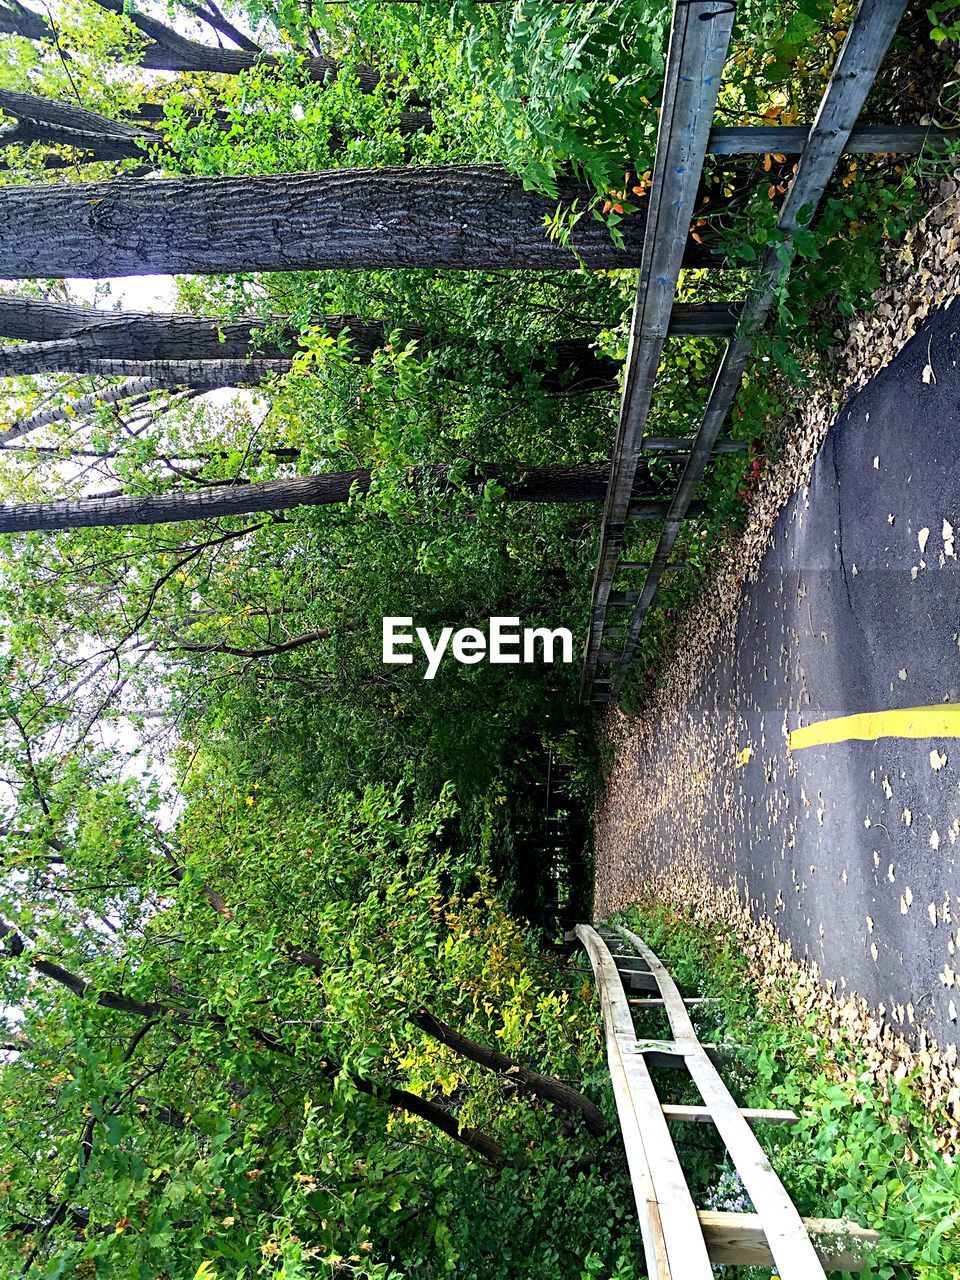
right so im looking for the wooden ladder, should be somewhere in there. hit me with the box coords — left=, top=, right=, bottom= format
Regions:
left=575, top=923, right=879, bottom=1279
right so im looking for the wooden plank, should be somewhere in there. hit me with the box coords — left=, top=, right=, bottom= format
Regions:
left=707, top=122, right=950, bottom=155
left=643, top=436, right=748, bottom=453
left=662, top=1103, right=798, bottom=1124
left=668, top=301, right=740, bottom=336
left=698, top=1211, right=879, bottom=1271
left=608, top=0, right=910, bottom=701
left=630, top=995, right=716, bottom=1007
left=576, top=925, right=714, bottom=1280
left=616, top=925, right=829, bottom=1280
left=621, top=971, right=661, bottom=993
left=579, top=0, right=735, bottom=703
left=628, top=499, right=708, bottom=519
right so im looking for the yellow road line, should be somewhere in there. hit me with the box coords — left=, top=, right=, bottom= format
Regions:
left=789, top=705, right=960, bottom=751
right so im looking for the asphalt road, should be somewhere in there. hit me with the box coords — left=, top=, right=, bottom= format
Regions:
left=604, top=300, right=960, bottom=1052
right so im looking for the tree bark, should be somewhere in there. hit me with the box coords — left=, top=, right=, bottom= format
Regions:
left=0, top=88, right=156, bottom=144
left=0, top=460, right=653, bottom=534
left=412, top=1008, right=607, bottom=1137
left=0, top=119, right=153, bottom=164
left=0, top=165, right=717, bottom=279
left=0, top=354, right=290, bottom=387
left=0, top=296, right=619, bottom=391
left=0, top=0, right=50, bottom=41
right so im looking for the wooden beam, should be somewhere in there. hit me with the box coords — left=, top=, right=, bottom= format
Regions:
left=707, top=122, right=950, bottom=155
left=662, top=1103, right=798, bottom=1124
left=627, top=499, right=708, bottom=519
left=621, top=970, right=661, bottom=993
left=579, top=0, right=735, bottom=703
left=608, top=0, right=910, bottom=701
left=698, top=1211, right=879, bottom=1271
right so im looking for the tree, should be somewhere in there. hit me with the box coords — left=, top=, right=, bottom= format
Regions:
left=0, top=164, right=712, bottom=278
left=0, top=382, right=175, bottom=446
left=0, top=87, right=430, bottom=172
left=0, top=293, right=618, bottom=390
left=0, top=88, right=159, bottom=165
left=0, top=459, right=657, bottom=533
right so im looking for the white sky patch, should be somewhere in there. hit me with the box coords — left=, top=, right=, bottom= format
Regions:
left=68, top=275, right=178, bottom=312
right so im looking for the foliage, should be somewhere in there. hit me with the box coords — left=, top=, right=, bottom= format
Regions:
left=0, top=0, right=957, bottom=1274
left=0, top=744, right=647, bottom=1278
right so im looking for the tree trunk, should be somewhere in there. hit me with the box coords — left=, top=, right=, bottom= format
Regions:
left=0, top=460, right=653, bottom=534
left=0, top=916, right=507, bottom=1168
left=0, top=119, right=153, bottom=163
left=0, top=0, right=50, bottom=41
left=349, top=1076, right=505, bottom=1168
left=0, top=381, right=166, bottom=446
left=0, top=88, right=430, bottom=168
left=0, top=353, right=289, bottom=386
left=0, top=165, right=716, bottom=279
left=0, top=296, right=619, bottom=391
left=0, top=88, right=150, bottom=136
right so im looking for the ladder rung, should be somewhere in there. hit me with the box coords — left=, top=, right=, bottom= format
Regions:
left=628, top=499, right=709, bottom=519
left=621, top=971, right=660, bottom=992
left=668, top=301, right=740, bottom=336
left=662, top=1104, right=799, bottom=1125
left=616, top=561, right=684, bottom=572
left=628, top=996, right=717, bottom=1007
left=643, top=436, right=748, bottom=453
left=706, top=122, right=950, bottom=156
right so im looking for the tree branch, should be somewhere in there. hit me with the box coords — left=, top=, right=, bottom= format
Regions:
left=412, top=1008, right=607, bottom=1137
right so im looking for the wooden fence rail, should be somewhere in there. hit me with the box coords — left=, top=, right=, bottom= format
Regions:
left=575, top=923, right=880, bottom=1278
left=581, top=0, right=924, bottom=703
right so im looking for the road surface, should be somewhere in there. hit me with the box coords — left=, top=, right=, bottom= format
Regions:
left=597, top=300, right=960, bottom=1052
